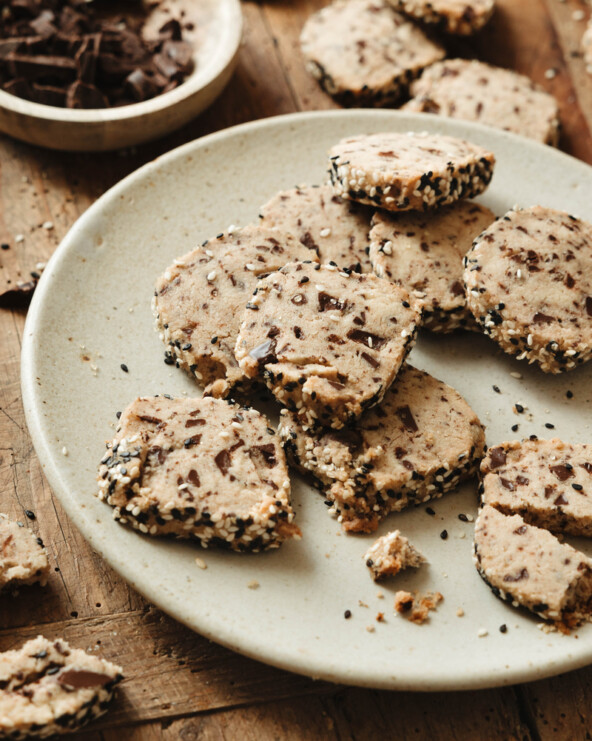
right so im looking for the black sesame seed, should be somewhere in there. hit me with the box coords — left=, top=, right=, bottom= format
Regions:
left=530, top=434, right=538, bottom=441
left=25, top=510, right=36, bottom=520
left=545, top=423, right=555, bottom=429
left=402, top=300, right=410, bottom=308
left=120, top=364, right=129, bottom=373
left=566, top=390, right=573, bottom=399
left=499, top=624, right=507, bottom=634
left=425, top=507, right=435, bottom=516
left=440, top=530, right=448, bottom=540
left=116, top=411, right=122, bottom=419
left=492, top=385, right=500, bottom=393
left=573, top=484, right=583, bottom=491
left=344, top=610, right=352, bottom=619
left=211, top=336, right=218, bottom=344
left=458, top=513, right=469, bottom=522
left=515, top=404, right=524, bottom=413
left=299, top=276, right=310, bottom=284
left=511, top=424, right=519, bottom=432
left=1, top=243, right=9, bottom=250
left=46, top=666, right=60, bottom=675
left=366, top=559, right=373, bottom=567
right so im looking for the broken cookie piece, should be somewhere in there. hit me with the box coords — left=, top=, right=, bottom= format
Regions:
left=97, top=396, right=301, bottom=552
left=153, top=225, right=317, bottom=398
left=279, top=364, right=485, bottom=532
left=329, top=132, right=495, bottom=212
left=235, top=262, right=420, bottom=430
left=481, top=438, right=592, bottom=537
left=0, top=635, right=123, bottom=738
left=473, top=505, right=592, bottom=627
left=0, top=514, right=49, bottom=592
left=365, top=530, right=426, bottom=581
left=394, top=590, right=443, bottom=623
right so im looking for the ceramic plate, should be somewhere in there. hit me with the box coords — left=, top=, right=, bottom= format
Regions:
left=21, top=111, right=592, bottom=690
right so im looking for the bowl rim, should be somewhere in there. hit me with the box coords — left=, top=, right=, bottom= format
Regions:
left=0, top=0, right=243, bottom=124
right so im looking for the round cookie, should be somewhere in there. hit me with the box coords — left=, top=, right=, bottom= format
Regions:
left=153, top=225, right=317, bottom=398
left=328, top=132, right=496, bottom=212
left=369, top=200, right=495, bottom=332
left=0, top=635, right=123, bottom=739
left=300, top=0, right=445, bottom=107
left=97, top=396, right=301, bottom=552
left=404, top=59, right=560, bottom=146
left=473, top=504, right=592, bottom=626
left=279, top=363, right=486, bottom=532
left=464, top=206, right=592, bottom=373
left=387, top=0, right=494, bottom=35
left=259, top=184, right=373, bottom=273
left=480, top=438, right=592, bottom=538
left=235, top=262, right=421, bottom=430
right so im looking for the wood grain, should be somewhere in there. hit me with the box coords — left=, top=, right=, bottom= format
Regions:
left=1, top=1, right=592, bottom=738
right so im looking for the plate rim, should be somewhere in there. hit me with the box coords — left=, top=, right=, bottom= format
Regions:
left=20, top=109, right=592, bottom=691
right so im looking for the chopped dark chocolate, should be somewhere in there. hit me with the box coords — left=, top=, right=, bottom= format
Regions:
left=0, top=0, right=195, bottom=109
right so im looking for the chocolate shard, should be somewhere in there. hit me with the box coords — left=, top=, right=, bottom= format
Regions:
left=66, top=80, right=108, bottom=108
left=58, top=668, right=114, bottom=690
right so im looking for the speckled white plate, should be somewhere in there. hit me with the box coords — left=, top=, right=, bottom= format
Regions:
left=21, top=111, right=592, bottom=691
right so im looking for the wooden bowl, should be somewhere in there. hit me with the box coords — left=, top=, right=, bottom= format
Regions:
left=0, top=0, right=242, bottom=152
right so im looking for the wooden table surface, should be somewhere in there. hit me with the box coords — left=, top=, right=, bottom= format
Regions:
left=1, top=1, right=592, bottom=738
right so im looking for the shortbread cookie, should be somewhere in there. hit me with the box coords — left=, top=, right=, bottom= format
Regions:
left=370, top=201, right=495, bottom=332
left=235, top=262, right=420, bottom=430
left=97, top=396, right=301, bottom=552
left=0, top=514, right=49, bottom=591
left=0, top=635, right=123, bottom=739
left=259, top=185, right=373, bottom=273
left=404, top=59, right=560, bottom=146
left=365, top=530, right=426, bottom=580
left=300, top=0, right=445, bottom=107
left=473, top=505, right=592, bottom=625
left=464, top=206, right=592, bottom=373
left=387, top=0, right=494, bottom=35
left=279, top=364, right=485, bottom=532
left=329, top=132, right=495, bottom=212
left=481, top=439, right=592, bottom=537
left=153, top=225, right=317, bottom=398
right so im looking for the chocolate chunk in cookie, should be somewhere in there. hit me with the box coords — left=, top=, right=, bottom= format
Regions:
left=235, top=262, right=420, bottom=429
left=97, top=396, right=300, bottom=552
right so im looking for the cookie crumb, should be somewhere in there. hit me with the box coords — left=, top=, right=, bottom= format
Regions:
left=366, top=625, right=375, bottom=633
left=394, top=590, right=443, bottom=624
left=195, top=557, right=207, bottom=570
left=247, top=580, right=260, bottom=590
left=456, top=607, right=465, bottom=617
left=376, top=612, right=385, bottom=622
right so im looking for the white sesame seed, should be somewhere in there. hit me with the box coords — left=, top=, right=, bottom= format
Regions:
left=319, top=228, right=331, bottom=238
left=477, top=628, right=488, bottom=638
left=195, top=557, right=207, bottom=570
left=245, top=263, right=255, bottom=271
left=42, top=221, right=54, bottom=230
left=15, top=234, right=24, bottom=243
left=544, top=68, right=557, bottom=80
left=572, top=9, right=585, bottom=20
left=207, top=270, right=217, bottom=281
left=62, top=447, right=68, bottom=456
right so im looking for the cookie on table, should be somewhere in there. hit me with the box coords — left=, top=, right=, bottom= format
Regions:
left=300, top=0, right=445, bottom=107
left=97, top=396, right=301, bottom=552
left=403, top=59, right=560, bottom=146
left=369, top=201, right=495, bottom=332
left=481, top=438, right=592, bottom=538
left=153, top=225, right=317, bottom=398
left=387, top=0, right=494, bottom=35
left=259, top=185, right=373, bottom=273
left=0, top=635, right=123, bottom=739
left=473, top=504, right=592, bottom=626
left=235, top=262, right=421, bottom=430
left=0, top=513, right=49, bottom=591
left=279, top=364, right=485, bottom=533
left=328, top=132, right=495, bottom=212
left=365, top=530, right=426, bottom=581
left=464, top=206, right=592, bottom=373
